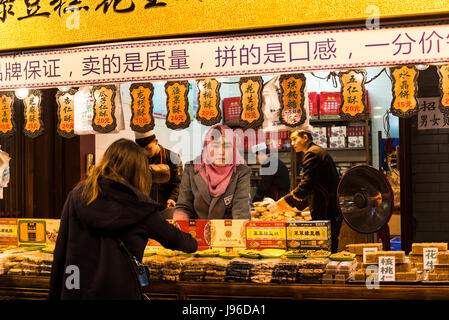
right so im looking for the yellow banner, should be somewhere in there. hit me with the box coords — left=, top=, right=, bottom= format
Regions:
left=246, top=228, right=286, bottom=240
left=286, top=226, right=328, bottom=241
left=2, top=1, right=449, bottom=52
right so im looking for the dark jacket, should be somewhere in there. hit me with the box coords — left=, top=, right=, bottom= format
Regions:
left=284, top=142, right=341, bottom=221
left=147, top=145, right=182, bottom=205
left=175, top=162, right=251, bottom=219
left=253, top=156, right=290, bottom=202
left=49, top=178, right=197, bottom=300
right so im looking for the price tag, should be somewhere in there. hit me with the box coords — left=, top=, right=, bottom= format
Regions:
left=379, top=256, right=395, bottom=282
left=423, top=247, right=438, bottom=270
left=363, top=247, right=378, bottom=263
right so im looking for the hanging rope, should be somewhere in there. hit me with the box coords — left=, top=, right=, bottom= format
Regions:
left=365, top=68, right=388, bottom=84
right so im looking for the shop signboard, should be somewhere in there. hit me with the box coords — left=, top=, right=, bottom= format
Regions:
left=437, top=64, right=449, bottom=115
left=0, top=92, right=15, bottom=137
left=56, top=88, right=76, bottom=138
left=23, top=90, right=44, bottom=138
left=92, top=85, right=118, bottom=133
left=129, top=82, right=155, bottom=132
left=286, top=220, right=331, bottom=250
left=339, top=69, right=367, bottom=121
left=196, top=78, right=221, bottom=126
left=17, top=219, right=46, bottom=246
left=390, top=65, right=419, bottom=118
left=417, top=97, right=449, bottom=130
left=165, top=81, right=191, bottom=129
left=0, top=218, right=17, bottom=247
left=246, top=221, right=286, bottom=249
left=279, top=73, right=307, bottom=127
left=239, top=76, right=264, bottom=128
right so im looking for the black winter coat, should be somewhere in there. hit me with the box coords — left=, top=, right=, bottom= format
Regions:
left=49, top=178, right=197, bottom=300
left=253, top=157, right=290, bottom=202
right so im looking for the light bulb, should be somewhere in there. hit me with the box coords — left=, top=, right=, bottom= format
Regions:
left=415, top=64, right=429, bottom=71
left=58, top=86, right=71, bottom=92
left=15, top=88, right=29, bottom=100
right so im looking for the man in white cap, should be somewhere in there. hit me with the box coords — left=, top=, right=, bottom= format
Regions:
left=135, top=130, right=182, bottom=216
left=251, top=141, right=290, bottom=203
left=268, top=125, right=342, bottom=252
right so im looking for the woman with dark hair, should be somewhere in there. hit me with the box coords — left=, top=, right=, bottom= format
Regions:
left=173, top=125, right=251, bottom=220
left=49, top=138, right=197, bottom=300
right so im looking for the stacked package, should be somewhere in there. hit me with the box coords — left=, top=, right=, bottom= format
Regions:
left=144, top=255, right=170, bottom=280
left=347, top=126, right=365, bottom=148
left=353, top=251, right=418, bottom=281
left=2, top=249, right=53, bottom=276
left=345, top=243, right=383, bottom=268
left=312, top=127, right=328, bottom=149
left=225, top=258, right=255, bottom=282
left=322, top=260, right=358, bottom=284
left=272, top=259, right=302, bottom=283
left=297, top=258, right=329, bottom=284
left=161, top=257, right=184, bottom=282
left=203, top=258, right=229, bottom=282
left=250, top=259, right=278, bottom=284
left=328, top=126, right=347, bottom=149
left=180, top=258, right=207, bottom=282
left=409, top=242, right=448, bottom=270
left=427, top=251, right=449, bottom=281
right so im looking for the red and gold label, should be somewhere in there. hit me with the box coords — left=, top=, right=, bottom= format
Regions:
left=279, top=73, right=307, bottom=127
left=24, top=90, right=43, bottom=138
left=56, top=89, right=76, bottom=138
left=390, top=65, right=419, bottom=118
left=239, top=76, right=263, bottom=128
left=129, top=83, right=155, bottom=132
left=196, top=78, right=221, bottom=126
left=165, top=81, right=191, bottom=129
left=0, top=92, right=15, bottom=136
left=92, top=85, right=117, bottom=133
left=339, top=70, right=367, bottom=121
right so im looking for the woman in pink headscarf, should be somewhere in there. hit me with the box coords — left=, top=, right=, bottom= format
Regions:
left=173, top=125, right=251, bottom=220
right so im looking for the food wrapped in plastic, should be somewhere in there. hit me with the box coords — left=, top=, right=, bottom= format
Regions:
left=325, top=261, right=340, bottom=274
left=300, top=258, right=330, bottom=270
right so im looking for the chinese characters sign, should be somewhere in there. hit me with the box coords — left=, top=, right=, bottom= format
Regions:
left=0, top=218, right=17, bottom=246
left=437, top=65, right=449, bottom=115
left=23, top=90, right=43, bottom=138
left=2, top=24, right=449, bottom=90
left=339, top=70, right=367, bottom=121
left=239, top=77, right=263, bottom=128
left=417, top=97, right=449, bottom=130
left=390, top=65, right=419, bottom=118
left=196, top=78, right=221, bottom=126
left=56, top=88, right=76, bottom=138
left=129, top=83, right=155, bottom=132
left=165, top=81, right=190, bottom=129
left=379, top=256, right=395, bottom=282
left=246, top=221, right=286, bottom=249
left=92, top=85, right=117, bottom=133
left=0, top=92, right=15, bottom=136
left=279, top=73, right=307, bottom=127
left=423, top=247, right=438, bottom=271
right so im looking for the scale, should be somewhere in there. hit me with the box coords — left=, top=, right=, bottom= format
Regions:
left=337, top=165, right=394, bottom=248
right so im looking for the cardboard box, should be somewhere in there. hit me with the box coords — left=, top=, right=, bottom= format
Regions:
left=176, top=219, right=211, bottom=250
left=348, top=136, right=364, bottom=148
left=246, top=221, right=286, bottom=249
left=45, top=219, right=60, bottom=245
left=286, top=220, right=331, bottom=250
left=210, top=219, right=248, bottom=249
left=329, top=136, right=346, bottom=148
left=0, top=218, right=17, bottom=247
left=17, top=219, right=46, bottom=246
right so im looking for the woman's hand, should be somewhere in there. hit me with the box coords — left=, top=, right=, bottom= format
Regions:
left=173, top=210, right=190, bottom=221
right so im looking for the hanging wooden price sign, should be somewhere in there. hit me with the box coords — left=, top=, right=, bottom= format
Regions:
left=437, top=65, right=449, bottom=115
left=56, top=89, right=77, bottom=138
left=239, top=76, right=263, bottom=128
left=165, top=81, right=191, bottom=130
left=339, top=70, right=367, bottom=121
left=390, top=65, right=419, bottom=118
left=196, top=78, right=221, bottom=126
left=92, top=85, right=117, bottom=133
left=23, top=90, right=44, bottom=138
left=129, top=83, right=155, bottom=132
left=279, top=73, right=307, bottom=127
left=0, top=92, right=15, bottom=137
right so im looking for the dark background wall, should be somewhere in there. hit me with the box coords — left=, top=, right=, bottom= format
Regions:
left=411, top=66, right=449, bottom=242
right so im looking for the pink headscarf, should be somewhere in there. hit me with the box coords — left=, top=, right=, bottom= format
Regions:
left=194, top=125, right=246, bottom=198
